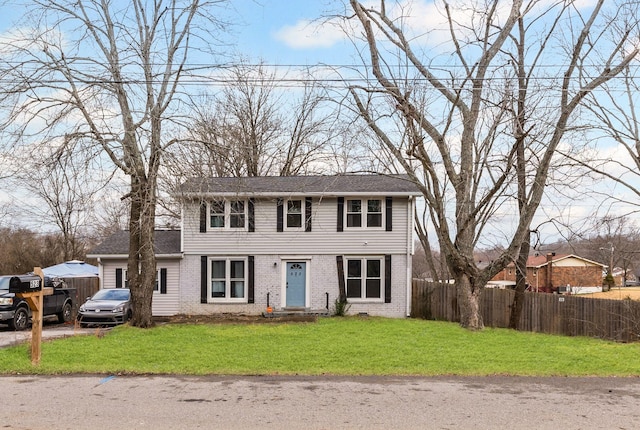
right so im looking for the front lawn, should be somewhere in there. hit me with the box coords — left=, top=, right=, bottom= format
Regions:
left=1, top=317, right=639, bottom=376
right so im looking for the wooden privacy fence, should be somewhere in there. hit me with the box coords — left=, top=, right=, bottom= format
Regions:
left=411, top=279, right=640, bottom=342
left=61, top=277, right=100, bottom=317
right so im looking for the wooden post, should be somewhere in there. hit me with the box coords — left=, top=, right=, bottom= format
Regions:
left=15, top=267, right=51, bottom=366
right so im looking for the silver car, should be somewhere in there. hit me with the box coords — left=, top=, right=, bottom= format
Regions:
left=77, top=288, right=132, bottom=327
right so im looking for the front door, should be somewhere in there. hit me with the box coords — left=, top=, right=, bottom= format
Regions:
left=286, top=262, right=306, bottom=307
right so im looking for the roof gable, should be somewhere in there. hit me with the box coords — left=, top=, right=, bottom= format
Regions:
left=179, top=174, right=422, bottom=198
left=527, top=254, right=606, bottom=268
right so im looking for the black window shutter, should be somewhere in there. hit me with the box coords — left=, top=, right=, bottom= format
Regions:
left=336, top=255, right=346, bottom=302
left=385, top=197, right=393, bottom=231
left=160, top=268, right=167, bottom=294
left=248, top=198, right=255, bottom=232
left=115, top=268, right=123, bottom=288
left=199, top=202, right=207, bottom=233
left=385, top=255, right=392, bottom=303
left=248, top=256, right=255, bottom=303
left=200, top=256, right=207, bottom=303
left=337, top=197, right=344, bottom=232
left=305, top=197, right=312, bottom=232
left=276, top=198, right=284, bottom=232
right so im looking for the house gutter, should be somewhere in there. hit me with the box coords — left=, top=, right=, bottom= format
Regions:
left=182, top=191, right=423, bottom=199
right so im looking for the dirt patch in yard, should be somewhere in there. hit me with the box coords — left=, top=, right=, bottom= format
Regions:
left=582, top=287, right=640, bottom=301
left=154, top=313, right=319, bottom=325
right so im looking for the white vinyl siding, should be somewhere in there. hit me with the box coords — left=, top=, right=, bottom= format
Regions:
left=183, top=197, right=410, bottom=255
left=96, top=258, right=181, bottom=316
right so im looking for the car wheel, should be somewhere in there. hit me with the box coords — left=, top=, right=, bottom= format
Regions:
left=9, top=307, right=30, bottom=331
left=57, top=301, right=73, bottom=323
left=126, top=309, right=133, bottom=323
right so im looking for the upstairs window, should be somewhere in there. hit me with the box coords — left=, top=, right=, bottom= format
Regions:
left=346, top=200, right=362, bottom=227
left=287, top=200, right=303, bottom=228
left=367, top=199, right=382, bottom=227
left=229, top=201, right=245, bottom=228
left=210, top=200, right=225, bottom=228
left=208, top=200, right=247, bottom=230
left=346, top=199, right=383, bottom=229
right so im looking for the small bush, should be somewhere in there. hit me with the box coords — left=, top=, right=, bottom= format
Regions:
left=333, top=298, right=350, bottom=316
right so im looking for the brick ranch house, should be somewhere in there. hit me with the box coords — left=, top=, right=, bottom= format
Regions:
left=489, top=253, right=606, bottom=294
left=88, top=174, right=422, bottom=317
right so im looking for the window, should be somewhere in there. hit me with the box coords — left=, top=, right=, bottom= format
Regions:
left=154, top=270, right=160, bottom=291
left=346, top=199, right=383, bottom=228
left=208, top=200, right=247, bottom=230
left=346, top=257, right=383, bottom=300
left=346, top=200, right=362, bottom=227
left=210, top=200, right=225, bottom=228
left=287, top=200, right=303, bottom=228
left=367, top=200, right=382, bottom=227
left=209, top=258, right=247, bottom=302
left=230, top=201, right=245, bottom=228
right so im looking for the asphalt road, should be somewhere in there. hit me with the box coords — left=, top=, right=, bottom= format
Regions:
left=1, top=374, right=639, bottom=429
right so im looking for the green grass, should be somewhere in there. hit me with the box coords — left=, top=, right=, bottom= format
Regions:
left=2, top=317, right=640, bottom=376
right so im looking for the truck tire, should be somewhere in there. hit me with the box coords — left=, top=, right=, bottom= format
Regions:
left=9, top=306, right=29, bottom=331
left=57, top=301, right=73, bottom=323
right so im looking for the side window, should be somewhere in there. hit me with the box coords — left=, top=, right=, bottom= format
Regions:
left=154, top=270, right=159, bottom=291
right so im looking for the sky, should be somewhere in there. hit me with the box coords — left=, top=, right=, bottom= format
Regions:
left=0, top=0, right=638, bottom=249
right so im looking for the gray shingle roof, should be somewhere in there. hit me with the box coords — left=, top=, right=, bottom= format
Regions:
left=179, top=174, right=422, bottom=197
left=88, top=230, right=181, bottom=256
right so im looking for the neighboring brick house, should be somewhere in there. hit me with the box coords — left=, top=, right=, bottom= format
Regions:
left=490, top=253, right=606, bottom=293
left=88, top=174, right=422, bottom=317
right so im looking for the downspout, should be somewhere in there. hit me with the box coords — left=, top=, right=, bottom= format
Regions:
left=406, top=196, right=414, bottom=317
left=97, top=257, right=103, bottom=289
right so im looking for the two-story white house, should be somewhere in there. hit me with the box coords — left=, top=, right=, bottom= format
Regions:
left=88, top=174, right=422, bottom=317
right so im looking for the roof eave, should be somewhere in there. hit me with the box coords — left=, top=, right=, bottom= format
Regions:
left=179, top=191, right=422, bottom=199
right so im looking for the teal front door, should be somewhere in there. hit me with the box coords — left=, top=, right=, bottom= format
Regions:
left=286, top=262, right=306, bottom=307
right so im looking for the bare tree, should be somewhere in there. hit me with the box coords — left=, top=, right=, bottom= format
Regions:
left=580, top=62, right=640, bottom=211
left=345, top=0, right=639, bottom=329
left=6, top=149, right=112, bottom=262
left=0, top=0, right=229, bottom=327
left=164, top=61, right=339, bottom=183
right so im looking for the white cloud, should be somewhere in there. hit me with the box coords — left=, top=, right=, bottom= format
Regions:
left=273, top=19, right=346, bottom=49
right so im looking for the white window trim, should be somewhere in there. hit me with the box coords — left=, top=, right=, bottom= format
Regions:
left=345, top=256, right=385, bottom=303
left=345, top=198, right=385, bottom=230
left=285, top=198, right=305, bottom=231
left=208, top=257, right=248, bottom=303
left=153, top=269, right=161, bottom=293
left=207, top=199, right=248, bottom=231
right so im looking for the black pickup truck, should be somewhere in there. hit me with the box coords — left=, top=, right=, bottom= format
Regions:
left=0, top=275, right=74, bottom=330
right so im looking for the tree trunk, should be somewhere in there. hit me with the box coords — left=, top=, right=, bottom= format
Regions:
left=126, top=174, right=157, bottom=328
left=456, top=274, right=484, bottom=330
left=509, top=232, right=531, bottom=329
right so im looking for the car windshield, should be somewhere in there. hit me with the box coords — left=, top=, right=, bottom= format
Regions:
left=0, top=276, right=10, bottom=291
left=92, top=289, right=130, bottom=301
